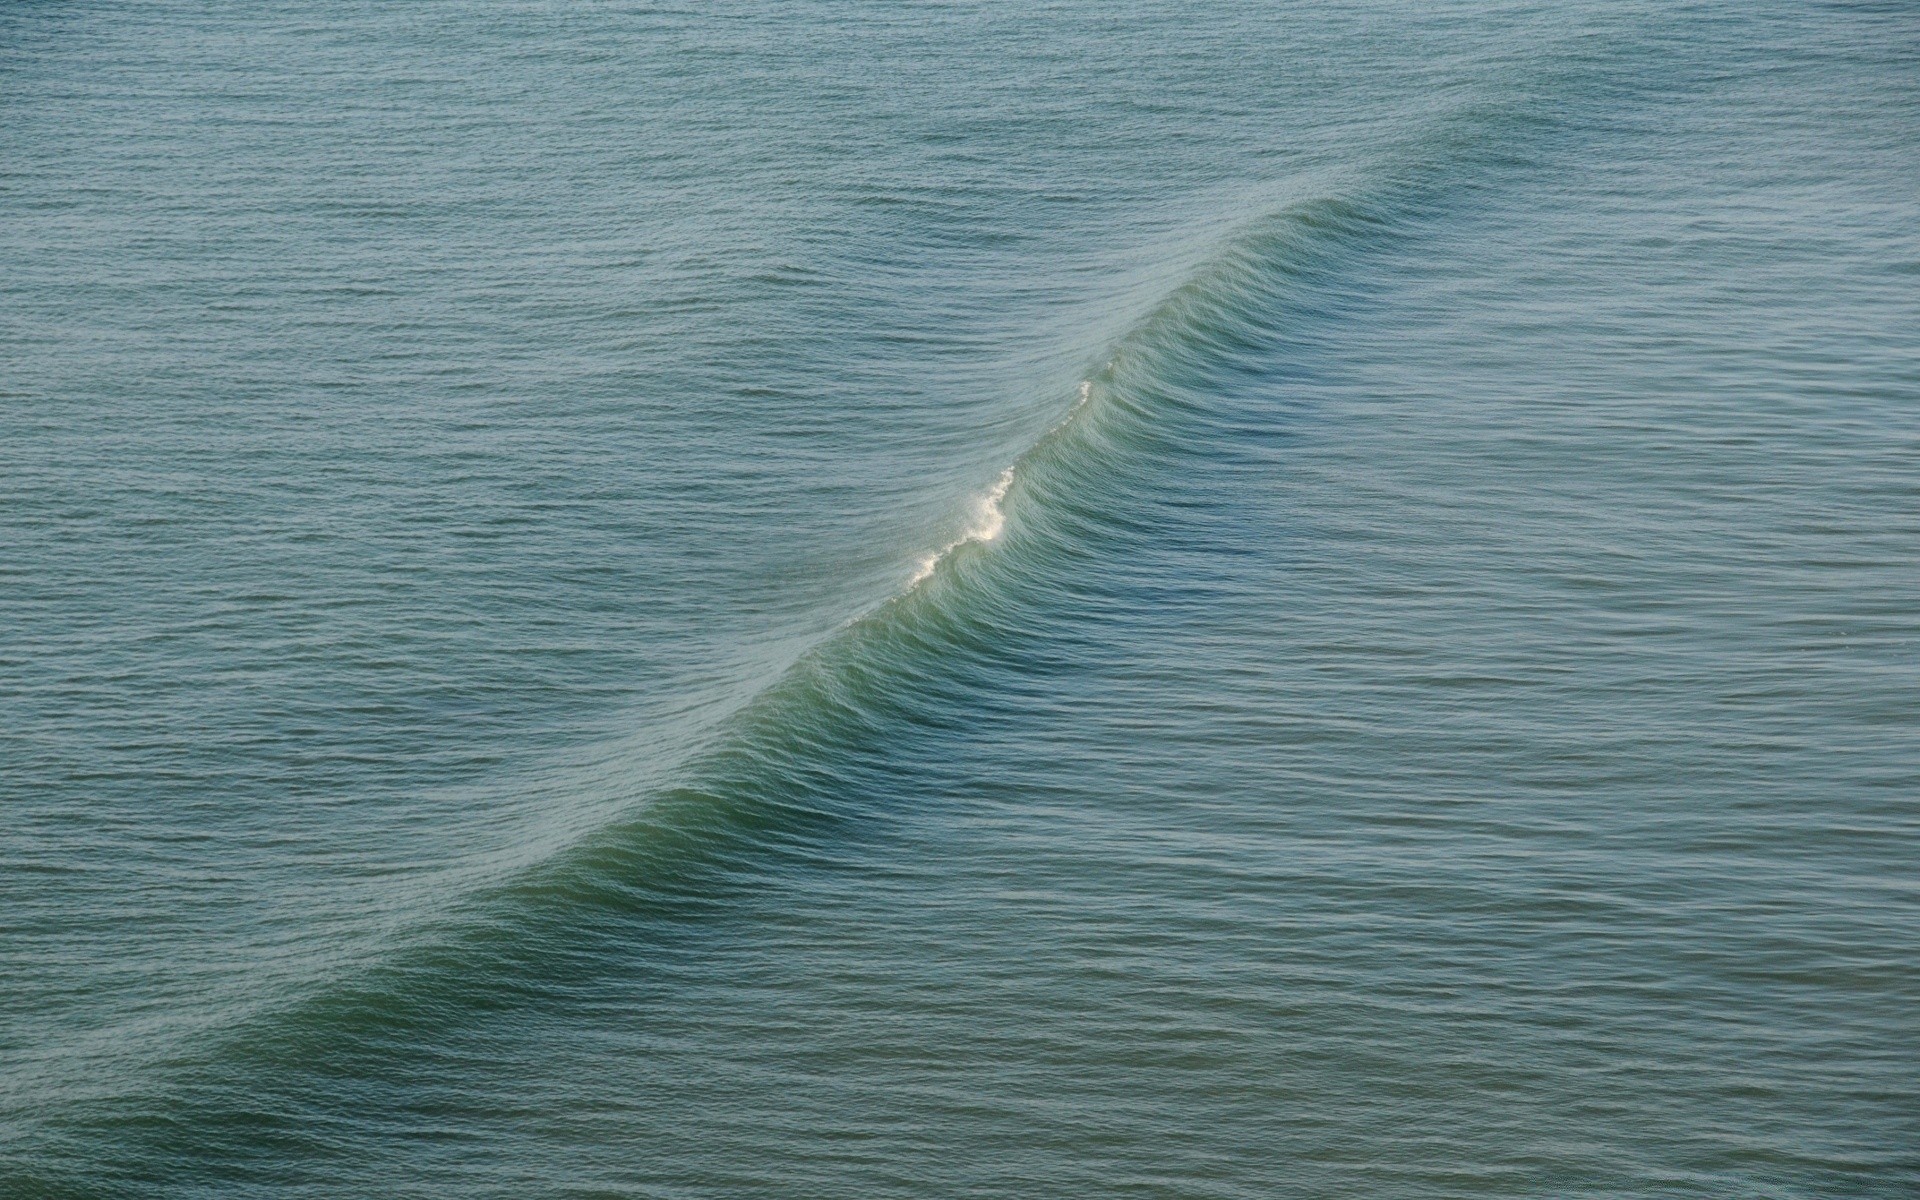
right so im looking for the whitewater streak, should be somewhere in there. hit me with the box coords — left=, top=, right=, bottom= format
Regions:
left=909, top=467, right=1014, bottom=586
left=908, top=380, right=1096, bottom=587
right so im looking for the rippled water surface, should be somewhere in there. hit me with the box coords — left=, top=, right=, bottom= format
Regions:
left=4, top=1, right=1917, bottom=1195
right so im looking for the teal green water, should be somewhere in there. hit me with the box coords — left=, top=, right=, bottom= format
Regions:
left=4, top=2, right=1917, bottom=1195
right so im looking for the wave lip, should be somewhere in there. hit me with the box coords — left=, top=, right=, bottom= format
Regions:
left=907, top=379, right=1098, bottom=587
left=908, top=465, right=1016, bottom=585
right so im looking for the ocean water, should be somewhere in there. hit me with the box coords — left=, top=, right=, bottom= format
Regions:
left=3, top=1, right=1917, bottom=1195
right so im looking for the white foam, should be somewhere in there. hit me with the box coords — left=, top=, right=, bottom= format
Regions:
left=909, top=466, right=1016, bottom=587
left=971, top=466, right=1014, bottom=541
left=906, top=378, right=1100, bottom=588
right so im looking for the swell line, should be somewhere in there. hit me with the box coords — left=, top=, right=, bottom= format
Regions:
left=275, top=188, right=1402, bottom=1012
left=16, top=108, right=1540, bottom=1188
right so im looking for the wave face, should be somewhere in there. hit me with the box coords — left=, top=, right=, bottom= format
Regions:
left=5, top=1, right=1918, bottom=1196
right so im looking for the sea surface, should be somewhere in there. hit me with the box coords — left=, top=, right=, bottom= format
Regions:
left=3, top=1, right=1917, bottom=1196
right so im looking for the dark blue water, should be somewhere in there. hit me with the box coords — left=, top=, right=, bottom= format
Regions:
left=4, top=2, right=1917, bottom=1195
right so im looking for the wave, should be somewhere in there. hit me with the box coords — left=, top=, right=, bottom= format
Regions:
left=280, top=189, right=1393, bottom=1013
left=15, top=140, right=1507, bottom=1189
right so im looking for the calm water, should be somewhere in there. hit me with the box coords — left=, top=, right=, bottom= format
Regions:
left=3, top=1, right=1917, bottom=1195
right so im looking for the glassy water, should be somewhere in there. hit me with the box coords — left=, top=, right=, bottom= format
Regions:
left=3, top=2, right=1915, bottom=1195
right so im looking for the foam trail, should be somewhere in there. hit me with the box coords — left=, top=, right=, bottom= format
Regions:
left=910, top=466, right=1016, bottom=586
left=908, top=378, right=1098, bottom=587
